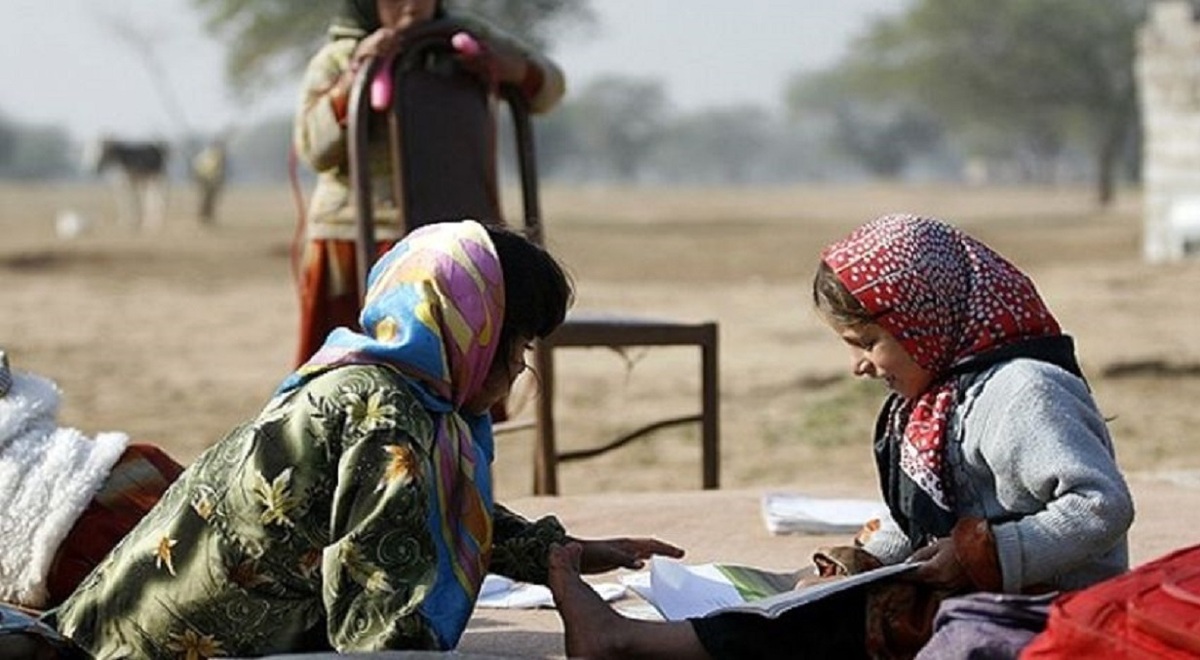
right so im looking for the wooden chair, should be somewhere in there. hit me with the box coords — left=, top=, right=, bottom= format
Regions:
left=347, top=20, right=720, bottom=495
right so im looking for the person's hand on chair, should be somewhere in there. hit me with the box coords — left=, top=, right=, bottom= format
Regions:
left=451, top=31, right=529, bottom=88
left=353, top=26, right=406, bottom=70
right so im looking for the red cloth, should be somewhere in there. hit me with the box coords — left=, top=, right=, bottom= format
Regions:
left=1022, top=544, right=1200, bottom=659
left=295, top=238, right=396, bottom=367
left=44, top=443, right=183, bottom=607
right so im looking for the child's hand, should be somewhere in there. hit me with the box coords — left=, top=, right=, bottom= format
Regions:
left=794, top=573, right=842, bottom=589
left=813, top=545, right=882, bottom=577
left=352, top=27, right=405, bottom=70
left=451, top=31, right=528, bottom=86
left=573, top=537, right=685, bottom=573
left=905, top=537, right=970, bottom=591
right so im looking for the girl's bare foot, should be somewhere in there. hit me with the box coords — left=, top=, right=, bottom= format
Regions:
left=549, top=543, right=712, bottom=660
left=548, top=542, right=627, bottom=659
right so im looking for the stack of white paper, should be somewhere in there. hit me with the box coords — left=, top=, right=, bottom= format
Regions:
left=760, top=492, right=886, bottom=535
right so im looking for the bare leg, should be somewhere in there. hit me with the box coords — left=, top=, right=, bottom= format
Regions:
left=109, top=173, right=138, bottom=229
left=142, top=177, right=168, bottom=230
left=548, top=543, right=711, bottom=660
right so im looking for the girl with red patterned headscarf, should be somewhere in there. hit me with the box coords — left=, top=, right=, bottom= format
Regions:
left=544, top=214, right=1133, bottom=660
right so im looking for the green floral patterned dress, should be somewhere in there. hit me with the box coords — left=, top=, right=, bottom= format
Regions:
left=54, top=365, right=567, bottom=658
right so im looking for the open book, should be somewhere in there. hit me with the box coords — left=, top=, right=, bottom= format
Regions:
left=622, top=556, right=919, bottom=621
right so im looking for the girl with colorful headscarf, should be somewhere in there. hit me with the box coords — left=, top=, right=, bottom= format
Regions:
left=545, top=214, right=1133, bottom=659
left=292, top=0, right=566, bottom=367
left=54, top=221, right=682, bottom=656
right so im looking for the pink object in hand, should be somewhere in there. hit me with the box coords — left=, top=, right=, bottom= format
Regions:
left=451, top=31, right=482, bottom=57
left=370, top=54, right=396, bottom=111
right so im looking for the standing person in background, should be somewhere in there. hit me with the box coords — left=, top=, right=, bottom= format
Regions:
left=546, top=214, right=1133, bottom=659
left=54, top=220, right=682, bottom=656
left=292, top=0, right=565, bottom=367
left=191, top=136, right=228, bottom=224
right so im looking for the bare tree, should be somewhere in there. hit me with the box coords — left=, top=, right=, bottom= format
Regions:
left=843, top=0, right=1145, bottom=205
left=190, top=0, right=596, bottom=99
left=91, top=9, right=193, bottom=137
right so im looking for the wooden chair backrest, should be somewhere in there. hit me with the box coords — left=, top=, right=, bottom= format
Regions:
left=348, top=20, right=543, bottom=298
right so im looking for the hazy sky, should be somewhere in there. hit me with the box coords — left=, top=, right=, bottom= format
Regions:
left=2, top=0, right=901, bottom=141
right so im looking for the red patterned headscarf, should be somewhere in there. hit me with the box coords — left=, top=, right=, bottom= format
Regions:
left=821, top=214, right=1061, bottom=511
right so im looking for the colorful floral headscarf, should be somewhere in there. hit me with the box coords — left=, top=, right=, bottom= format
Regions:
left=278, top=219, right=502, bottom=647
left=821, top=214, right=1063, bottom=526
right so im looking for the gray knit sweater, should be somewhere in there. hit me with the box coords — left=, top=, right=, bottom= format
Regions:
left=862, top=358, right=1134, bottom=593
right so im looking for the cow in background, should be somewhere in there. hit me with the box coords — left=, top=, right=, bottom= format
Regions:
left=82, top=138, right=170, bottom=230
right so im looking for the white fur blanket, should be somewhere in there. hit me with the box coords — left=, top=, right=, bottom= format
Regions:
left=0, top=371, right=127, bottom=607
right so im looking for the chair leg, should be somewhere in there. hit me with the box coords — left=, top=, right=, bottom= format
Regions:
left=701, top=325, right=720, bottom=489
left=533, top=341, right=559, bottom=495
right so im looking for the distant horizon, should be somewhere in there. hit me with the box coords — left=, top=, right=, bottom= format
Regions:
left=3, top=0, right=899, bottom=141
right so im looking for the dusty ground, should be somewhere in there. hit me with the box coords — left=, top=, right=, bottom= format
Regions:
left=4, top=181, right=1199, bottom=657
left=1, top=180, right=1198, bottom=502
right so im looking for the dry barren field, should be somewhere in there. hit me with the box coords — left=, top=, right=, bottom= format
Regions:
left=1, top=181, right=1198, bottom=503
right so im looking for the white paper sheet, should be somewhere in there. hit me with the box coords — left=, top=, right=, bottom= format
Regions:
left=649, top=558, right=745, bottom=620
left=760, top=492, right=887, bottom=535
left=475, top=573, right=626, bottom=609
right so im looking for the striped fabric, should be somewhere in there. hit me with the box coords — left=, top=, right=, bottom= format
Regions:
left=0, top=351, right=11, bottom=398
left=43, top=443, right=183, bottom=607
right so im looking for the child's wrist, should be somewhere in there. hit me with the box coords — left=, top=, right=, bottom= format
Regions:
left=518, top=63, right=544, bottom=99
left=951, top=517, right=1002, bottom=591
